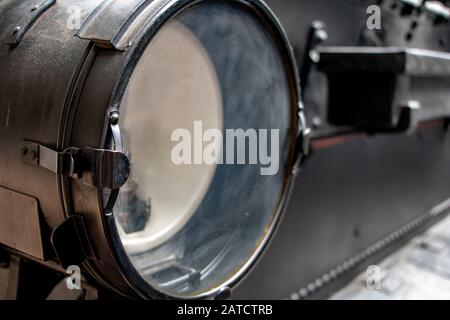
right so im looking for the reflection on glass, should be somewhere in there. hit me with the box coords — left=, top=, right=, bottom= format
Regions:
left=114, top=0, right=295, bottom=298
left=117, top=20, right=223, bottom=254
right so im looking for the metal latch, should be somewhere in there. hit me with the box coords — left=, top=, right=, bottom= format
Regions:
left=19, top=141, right=130, bottom=190
left=318, top=46, right=450, bottom=132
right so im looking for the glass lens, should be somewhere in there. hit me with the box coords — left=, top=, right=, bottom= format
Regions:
left=115, top=0, right=296, bottom=298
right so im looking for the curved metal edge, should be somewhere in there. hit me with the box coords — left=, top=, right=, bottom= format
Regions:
left=2, top=0, right=56, bottom=47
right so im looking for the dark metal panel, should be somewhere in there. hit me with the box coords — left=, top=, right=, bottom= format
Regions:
left=0, top=187, right=44, bottom=259
left=234, top=127, right=450, bottom=299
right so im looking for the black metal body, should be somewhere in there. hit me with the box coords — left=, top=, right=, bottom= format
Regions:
left=0, top=0, right=137, bottom=297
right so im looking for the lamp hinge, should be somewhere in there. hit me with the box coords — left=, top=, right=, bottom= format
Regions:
left=19, top=141, right=130, bottom=190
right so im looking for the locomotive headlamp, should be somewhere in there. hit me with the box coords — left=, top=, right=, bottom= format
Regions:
left=0, top=0, right=307, bottom=299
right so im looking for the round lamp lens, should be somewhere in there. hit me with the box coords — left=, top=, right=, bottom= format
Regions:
left=114, top=0, right=296, bottom=298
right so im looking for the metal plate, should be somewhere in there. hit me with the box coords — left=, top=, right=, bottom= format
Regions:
left=0, top=187, right=45, bottom=260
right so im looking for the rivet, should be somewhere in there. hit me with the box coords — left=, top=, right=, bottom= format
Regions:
left=110, top=111, right=120, bottom=125
left=307, top=283, right=316, bottom=292
left=299, top=288, right=308, bottom=298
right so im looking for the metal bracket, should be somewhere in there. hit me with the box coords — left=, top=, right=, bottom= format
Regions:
left=51, top=215, right=96, bottom=268
left=76, top=0, right=167, bottom=51
left=300, top=21, right=328, bottom=95
left=318, top=46, right=450, bottom=132
left=19, top=141, right=130, bottom=190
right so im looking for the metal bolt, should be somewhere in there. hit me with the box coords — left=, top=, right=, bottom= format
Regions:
left=110, top=111, right=120, bottom=125
left=299, top=288, right=308, bottom=299
left=349, top=258, right=357, bottom=266
left=329, top=270, right=337, bottom=279
left=342, top=262, right=350, bottom=271
left=336, top=266, right=344, bottom=275
left=321, top=274, right=330, bottom=284
left=290, top=293, right=300, bottom=300
left=307, top=283, right=316, bottom=293
left=312, top=117, right=323, bottom=129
